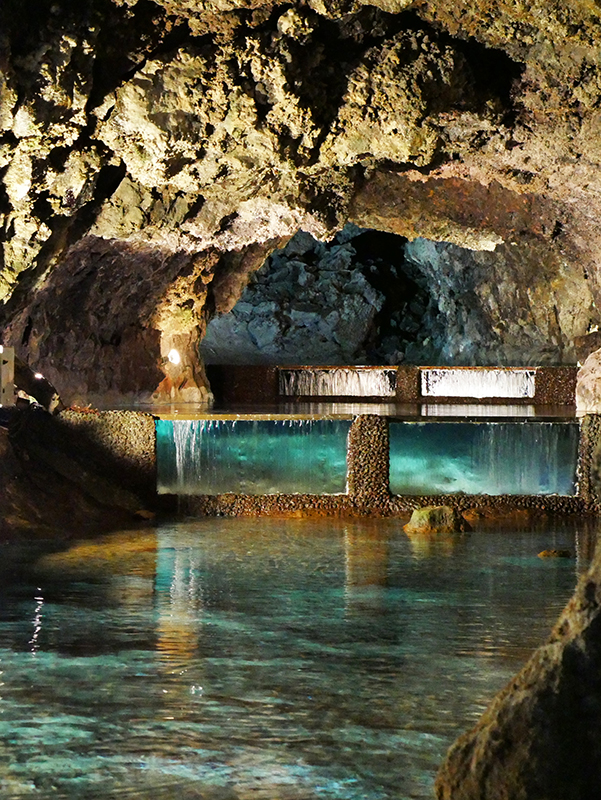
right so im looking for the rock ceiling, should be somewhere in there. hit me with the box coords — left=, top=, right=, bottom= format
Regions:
left=2, top=0, right=601, bottom=402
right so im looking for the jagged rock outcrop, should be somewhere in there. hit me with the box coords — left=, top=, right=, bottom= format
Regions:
left=402, top=237, right=594, bottom=366
left=435, top=541, right=601, bottom=800
left=3, top=1, right=601, bottom=400
left=201, top=226, right=414, bottom=365
left=201, top=225, right=596, bottom=367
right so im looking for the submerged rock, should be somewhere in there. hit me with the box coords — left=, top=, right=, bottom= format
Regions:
left=538, top=548, right=572, bottom=558
left=403, top=505, right=470, bottom=535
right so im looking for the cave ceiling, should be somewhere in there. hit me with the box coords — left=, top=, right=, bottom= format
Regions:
left=2, top=0, right=601, bottom=402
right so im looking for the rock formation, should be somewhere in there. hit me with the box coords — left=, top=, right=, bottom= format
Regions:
left=3, top=1, right=601, bottom=401
left=403, top=504, right=470, bottom=535
left=4, top=4, right=601, bottom=789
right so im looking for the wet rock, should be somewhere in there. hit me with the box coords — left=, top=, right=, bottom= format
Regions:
left=538, top=548, right=572, bottom=558
left=403, top=505, right=470, bottom=535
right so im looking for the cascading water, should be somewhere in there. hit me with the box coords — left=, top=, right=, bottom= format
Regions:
left=279, top=368, right=397, bottom=397
left=420, top=368, right=537, bottom=399
left=422, top=404, right=536, bottom=417
left=156, top=418, right=351, bottom=495
left=389, top=421, right=579, bottom=496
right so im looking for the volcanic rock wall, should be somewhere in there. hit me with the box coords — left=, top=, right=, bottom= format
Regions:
left=201, top=225, right=596, bottom=367
left=2, top=1, right=601, bottom=402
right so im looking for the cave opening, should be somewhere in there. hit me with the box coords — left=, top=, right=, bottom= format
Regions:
left=201, top=221, right=592, bottom=380
left=201, top=225, right=439, bottom=369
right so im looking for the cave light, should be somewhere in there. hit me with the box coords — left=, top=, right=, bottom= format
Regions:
left=167, top=349, right=181, bottom=365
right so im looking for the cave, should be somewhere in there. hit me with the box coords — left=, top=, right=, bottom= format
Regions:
left=2, top=0, right=601, bottom=409
left=4, top=2, right=601, bottom=799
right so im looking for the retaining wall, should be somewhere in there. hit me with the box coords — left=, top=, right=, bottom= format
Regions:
left=52, top=410, right=600, bottom=518
left=176, top=414, right=592, bottom=518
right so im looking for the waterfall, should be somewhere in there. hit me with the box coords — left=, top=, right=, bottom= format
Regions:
left=420, top=368, right=537, bottom=399
left=279, top=368, right=397, bottom=397
left=422, top=404, right=536, bottom=418
left=156, top=418, right=351, bottom=495
left=478, top=422, right=579, bottom=496
left=389, top=421, right=579, bottom=496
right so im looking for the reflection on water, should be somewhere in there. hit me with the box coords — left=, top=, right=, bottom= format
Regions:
left=0, top=518, right=596, bottom=799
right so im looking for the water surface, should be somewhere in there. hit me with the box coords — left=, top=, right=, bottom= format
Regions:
left=0, top=518, right=589, bottom=799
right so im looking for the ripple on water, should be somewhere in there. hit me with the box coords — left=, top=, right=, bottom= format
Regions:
left=0, top=516, right=589, bottom=799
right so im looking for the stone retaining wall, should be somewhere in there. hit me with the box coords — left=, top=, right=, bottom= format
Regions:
left=44, top=410, right=598, bottom=518
left=176, top=414, right=591, bottom=518
left=59, top=410, right=157, bottom=499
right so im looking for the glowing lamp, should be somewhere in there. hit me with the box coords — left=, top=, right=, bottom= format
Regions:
left=167, top=349, right=181, bottom=365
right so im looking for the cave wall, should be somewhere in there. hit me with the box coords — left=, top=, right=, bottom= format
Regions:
left=201, top=226, right=596, bottom=368
left=3, top=1, right=601, bottom=400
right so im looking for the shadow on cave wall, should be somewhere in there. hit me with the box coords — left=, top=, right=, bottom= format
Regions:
left=200, top=225, right=594, bottom=368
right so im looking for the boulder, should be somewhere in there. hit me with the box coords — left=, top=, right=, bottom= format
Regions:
left=403, top=505, right=470, bottom=535
left=576, top=348, right=601, bottom=413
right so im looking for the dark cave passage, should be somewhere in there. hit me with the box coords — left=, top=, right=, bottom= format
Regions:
left=201, top=225, right=435, bottom=367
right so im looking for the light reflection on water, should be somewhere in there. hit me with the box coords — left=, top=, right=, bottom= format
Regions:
left=0, top=517, right=594, bottom=799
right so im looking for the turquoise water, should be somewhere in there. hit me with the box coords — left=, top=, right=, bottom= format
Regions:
left=389, top=421, right=580, bottom=496
left=0, top=518, right=588, bottom=799
left=156, top=419, right=351, bottom=495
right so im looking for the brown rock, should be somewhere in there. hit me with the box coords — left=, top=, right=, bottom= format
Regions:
left=403, top=505, right=470, bottom=535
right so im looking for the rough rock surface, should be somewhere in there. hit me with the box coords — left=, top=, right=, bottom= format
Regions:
left=0, top=424, right=134, bottom=539
left=202, top=225, right=596, bottom=367
left=4, top=2, right=601, bottom=399
left=435, top=542, right=601, bottom=800
left=201, top=226, right=421, bottom=364
left=403, top=504, right=469, bottom=534
left=403, top=238, right=594, bottom=366
left=576, top=350, right=601, bottom=413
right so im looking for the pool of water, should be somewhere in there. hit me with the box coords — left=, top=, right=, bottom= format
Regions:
left=0, top=518, right=591, bottom=799
left=156, top=419, right=351, bottom=495
left=389, top=421, right=580, bottom=496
